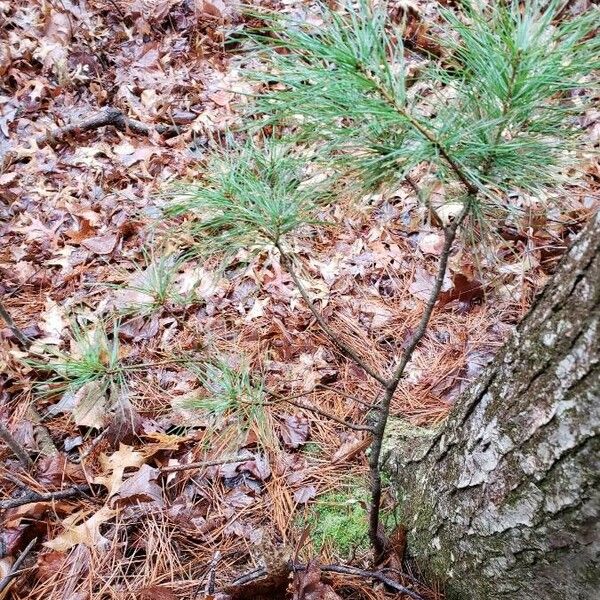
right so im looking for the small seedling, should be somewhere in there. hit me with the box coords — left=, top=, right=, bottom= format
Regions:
left=168, top=0, right=599, bottom=557
left=164, top=136, right=333, bottom=257
left=110, top=250, right=188, bottom=316
left=33, top=320, right=125, bottom=398
left=186, top=360, right=278, bottom=450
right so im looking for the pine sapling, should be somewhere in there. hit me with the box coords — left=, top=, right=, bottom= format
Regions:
left=167, top=0, right=600, bottom=559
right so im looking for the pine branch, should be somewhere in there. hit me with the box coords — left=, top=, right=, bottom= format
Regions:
left=355, top=65, right=479, bottom=196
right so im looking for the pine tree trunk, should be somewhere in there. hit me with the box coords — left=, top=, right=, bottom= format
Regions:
left=386, top=212, right=600, bottom=599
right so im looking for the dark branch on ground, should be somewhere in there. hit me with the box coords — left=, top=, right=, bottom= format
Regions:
left=0, top=537, right=37, bottom=595
left=0, top=422, right=33, bottom=469
left=36, top=106, right=181, bottom=147
left=0, top=483, right=93, bottom=510
left=229, top=562, right=425, bottom=600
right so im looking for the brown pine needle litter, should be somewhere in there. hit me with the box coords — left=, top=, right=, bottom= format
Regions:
left=1, top=0, right=599, bottom=598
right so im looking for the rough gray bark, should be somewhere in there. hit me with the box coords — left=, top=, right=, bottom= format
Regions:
left=386, top=211, right=600, bottom=599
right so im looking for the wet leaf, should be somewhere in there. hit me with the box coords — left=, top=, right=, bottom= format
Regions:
left=280, top=414, right=310, bottom=449
left=81, top=233, right=119, bottom=255
left=36, top=454, right=86, bottom=487
left=71, top=381, right=108, bottom=428
left=293, top=485, right=316, bottom=504
left=293, top=561, right=342, bottom=600
left=438, top=273, right=484, bottom=310
left=112, top=464, right=163, bottom=508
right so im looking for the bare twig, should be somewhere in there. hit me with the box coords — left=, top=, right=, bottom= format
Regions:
left=314, top=563, right=425, bottom=600
left=262, top=388, right=374, bottom=431
left=0, top=300, right=30, bottom=347
left=0, top=484, right=92, bottom=510
left=0, top=537, right=37, bottom=594
left=229, top=563, right=424, bottom=600
left=205, top=551, right=221, bottom=596
left=0, top=422, right=33, bottom=469
left=277, top=395, right=374, bottom=432
left=368, top=201, right=471, bottom=555
left=231, top=566, right=268, bottom=586
left=275, top=242, right=388, bottom=387
left=160, top=455, right=248, bottom=474
left=36, top=106, right=180, bottom=147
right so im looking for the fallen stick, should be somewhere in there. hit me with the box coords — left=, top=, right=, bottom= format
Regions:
left=315, top=564, right=425, bottom=600
left=0, top=483, right=92, bottom=510
left=36, top=107, right=180, bottom=147
left=262, top=389, right=374, bottom=432
left=0, top=457, right=247, bottom=508
left=229, top=563, right=425, bottom=600
left=160, top=455, right=248, bottom=474
left=0, top=537, right=37, bottom=595
left=0, top=423, right=33, bottom=469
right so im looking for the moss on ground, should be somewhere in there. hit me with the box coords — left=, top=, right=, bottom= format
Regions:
left=300, top=488, right=369, bottom=556
left=298, top=481, right=397, bottom=559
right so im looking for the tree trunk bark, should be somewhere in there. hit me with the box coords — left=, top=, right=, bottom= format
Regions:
left=386, top=212, right=600, bottom=599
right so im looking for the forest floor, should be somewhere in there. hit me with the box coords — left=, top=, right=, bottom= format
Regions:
left=0, top=1, right=598, bottom=599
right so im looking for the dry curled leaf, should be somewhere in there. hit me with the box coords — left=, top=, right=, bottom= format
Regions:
left=81, top=233, right=118, bottom=255
left=93, top=444, right=146, bottom=497
left=44, top=506, right=115, bottom=552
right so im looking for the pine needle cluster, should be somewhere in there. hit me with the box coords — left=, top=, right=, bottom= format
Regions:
left=165, top=1, right=598, bottom=254
left=164, top=137, right=331, bottom=256
left=32, top=321, right=125, bottom=399
left=248, top=0, right=599, bottom=196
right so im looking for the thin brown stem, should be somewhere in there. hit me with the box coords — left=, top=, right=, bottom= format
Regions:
left=160, top=455, right=248, bottom=474
left=0, top=537, right=37, bottom=594
left=0, top=301, right=30, bottom=347
left=279, top=396, right=374, bottom=432
left=314, top=564, right=425, bottom=600
left=355, top=67, right=479, bottom=196
left=276, top=242, right=388, bottom=387
left=245, top=388, right=374, bottom=432
left=368, top=200, right=472, bottom=555
left=0, top=422, right=33, bottom=469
